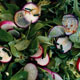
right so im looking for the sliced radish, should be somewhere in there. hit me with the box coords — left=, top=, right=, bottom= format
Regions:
left=23, top=2, right=41, bottom=23
left=76, top=58, right=80, bottom=72
left=0, top=21, right=17, bottom=30
left=56, top=37, right=72, bottom=53
left=62, top=14, right=78, bottom=35
left=24, top=63, right=38, bottom=80
left=43, top=68, right=55, bottom=79
left=52, top=72, right=63, bottom=80
left=0, top=47, right=12, bottom=63
left=43, top=68, right=63, bottom=80
left=35, top=54, right=49, bottom=66
left=8, top=29, right=20, bottom=38
left=48, top=26, right=65, bottom=38
left=31, top=45, right=43, bottom=58
left=14, top=10, right=31, bottom=28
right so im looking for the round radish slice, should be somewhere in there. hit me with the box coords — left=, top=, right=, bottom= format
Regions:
left=43, top=68, right=63, bottom=80
left=14, top=10, right=31, bottom=28
left=43, top=68, right=55, bottom=79
left=48, top=26, right=65, bottom=38
left=0, top=21, right=17, bottom=30
left=56, top=37, right=72, bottom=53
left=31, top=45, right=43, bottom=58
left=35, top=54, right=50, bottom=66
left=62, top=14, right=78, bottom=35
left=0, top=47, right=12, bottom=63
left=24, top=63, right=38, bottom=80
left=76, top=58, right=80, bottom=72
left=8, top=29, right=20, bottom=38
left=52, top=72, right=63, bottom=80
left=23, top=2, right=41, bottom=23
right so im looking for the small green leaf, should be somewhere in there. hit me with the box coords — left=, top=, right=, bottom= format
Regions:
left=37, top=36, right=52, bottom=45
left=8, top=41, right=22, bottom=57
left=10, top=69, right=28, bottom=80
left=15, top=39, right=30, bottom=51
left=0, top=29, right=13, bottom=42
left=29, top=23, right=45, bottom=38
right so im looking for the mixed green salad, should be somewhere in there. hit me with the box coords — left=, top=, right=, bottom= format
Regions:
left=0, top=0, right=80, bottom=80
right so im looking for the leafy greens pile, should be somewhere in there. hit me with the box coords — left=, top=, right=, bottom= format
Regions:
left=0, top=0, right=80, bottom=80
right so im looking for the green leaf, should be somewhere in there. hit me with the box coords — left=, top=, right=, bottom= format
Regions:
left=6, top=3, right=20, bottom=15
left=0, top=29, right=13, bottom=42
left=10, top=69, right=28, bottom=80
left=0, top=63, right=7, bottom=72
left=9, top=41, right=22, bottom=57
left=29, top=23, right=45, bottom=38
left=0, top=13, right=13, bottom=21
left=0, top=73, right=2, bottom=80
left=29, top=38, right=39, bottom=55
left=69, top=24, right=80, bottom=46
left=37, top=36, right=52, bottom=45
left=15, top=39, right=30, bottom=51
left=73, top=0, right=80, bottom=18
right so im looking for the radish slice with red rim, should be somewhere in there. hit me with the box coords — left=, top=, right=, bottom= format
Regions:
left=8, top=29, right=20, bottom=38
left=56, top=37, right=72, bottom=53
left=23, top=2, right=41, bottom=23
left=31, top=45, right=43, bottom=58
left=24, top=63, right=38, bottom=80
left=48, top=26, right=65, bottom=38
left=43, top=68, right=55, bottom=79
left=76, top=58, right=80, bottom=72
left=0, top=21, right=17, bottom=30
left=35, top=54, right=50, bottom=66
left=52, top=72, right=63, bottom=80
left=0, top=47, right=12, bottom=63
left=43, top=68, right=63, bottom=80
left=62, top=14, right=78, bottom=35
left=14, top=10, right=31, bottom=28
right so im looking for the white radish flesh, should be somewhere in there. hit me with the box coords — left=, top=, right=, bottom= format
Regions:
left=0, top=47, right=12, bottom=63
left=62, top=14, right=78, bottom=35
left=0, top=21, right=17, bottom=30
left=31, top=45, right=43, bottom=58
left=35, top=54, right=49, bottom=66
left=24, top=63, right=38, bottom=80
left=57, top=37, right=72, bottom=53
left=23, top=2, right=41, bottom=23
left=52, top=72, right=63, bottom=80
left=14, top=10, right=31, bottom=28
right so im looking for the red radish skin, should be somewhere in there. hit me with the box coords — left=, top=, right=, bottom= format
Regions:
left=43, top=68, right=55, bottom=79
left=35, top=54, right=50, bottom=66
left=43, top=68, right=63, bottom=80
left=23, top=2, right=41, bottom=23
left=0, top=47, right=12, bottom=63
left=14, top=10, right=31, bottom=28
left=24, top=63, right=38, bottom=80
left=51, top=72, right=63, bottom=80
left=56, top=37, right=72, bottom=53
left=31, top=45, right=43, bottom=58
left=76, top=58, right=80, bottom=72
left=0, top=21, right=17, bottom=30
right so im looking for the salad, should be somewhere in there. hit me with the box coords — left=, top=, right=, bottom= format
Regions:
left=0, top=0, right=80, bottom=80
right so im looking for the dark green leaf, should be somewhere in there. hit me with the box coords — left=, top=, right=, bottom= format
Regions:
left=0, top=29, right=13, bottom=42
